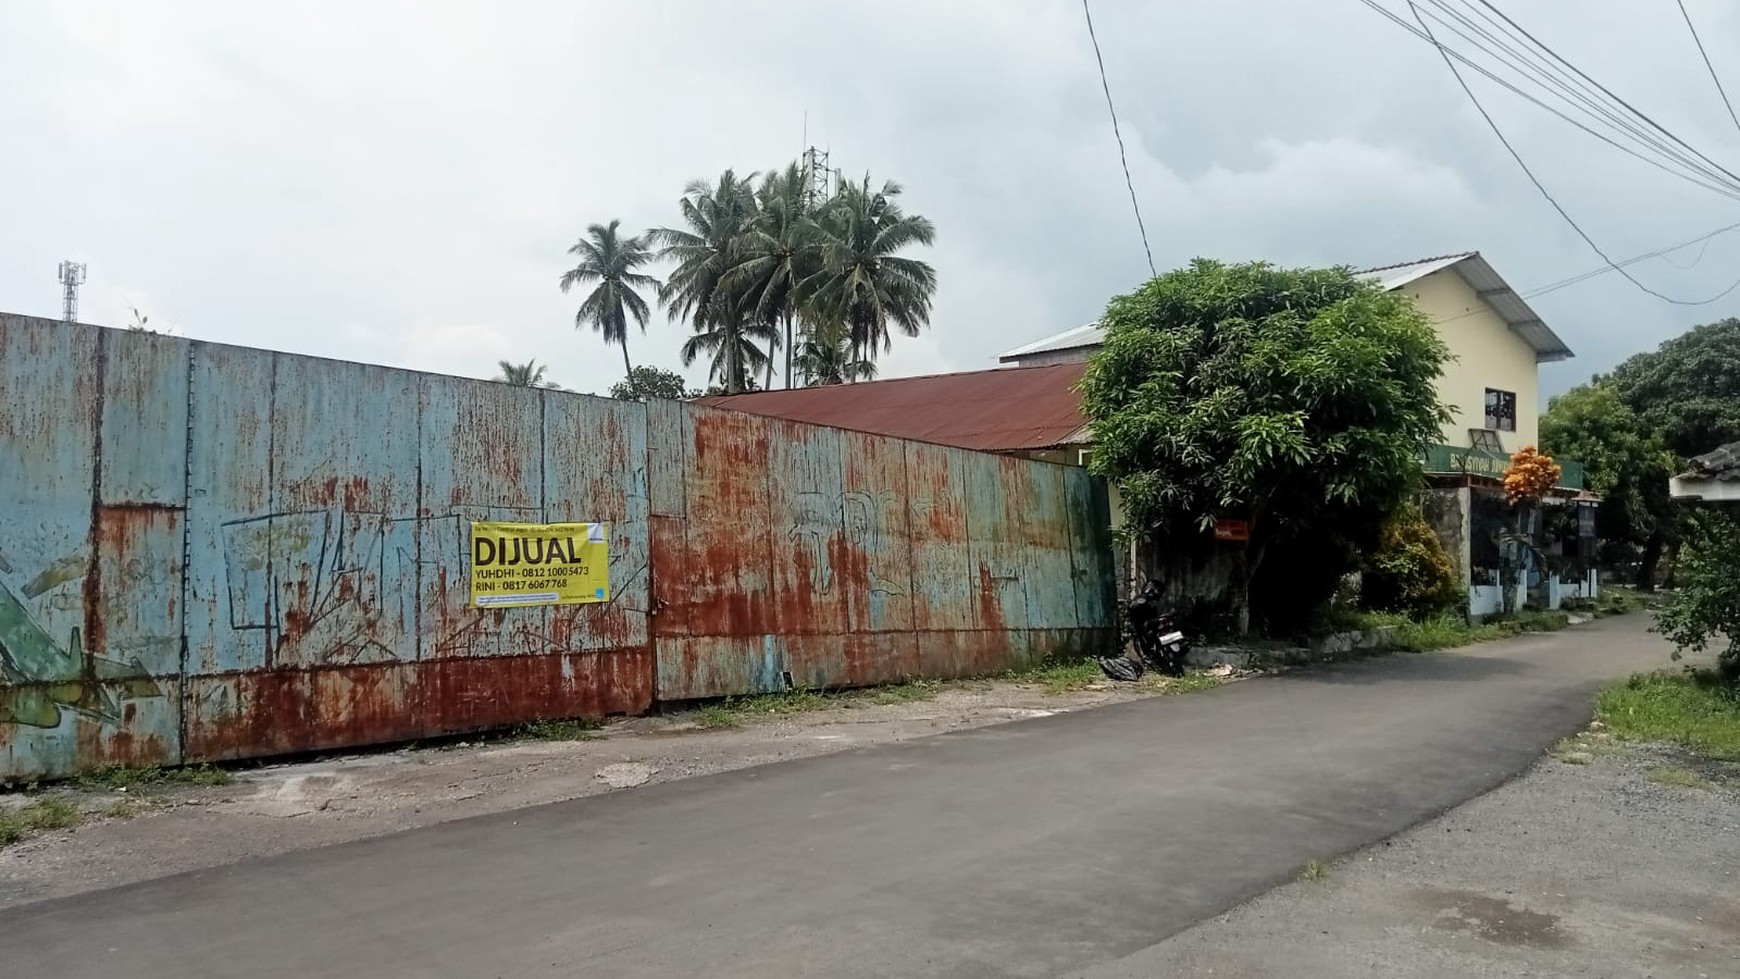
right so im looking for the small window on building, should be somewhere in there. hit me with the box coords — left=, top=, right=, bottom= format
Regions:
left=1468, top=428, right=1504, bottom=454
left=1484, top=389, right=1517, bottom=432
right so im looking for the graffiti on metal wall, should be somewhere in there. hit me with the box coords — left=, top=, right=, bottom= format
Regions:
left=221, top=508, right=420, bottom=668
left=785, top=489, right=911, bottom=598
left=218, top=506, right=646, bottom=665
left=0, top=549, right=163, bottom=729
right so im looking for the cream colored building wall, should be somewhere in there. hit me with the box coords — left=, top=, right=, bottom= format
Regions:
left=1401, top=269, right=1542, bottom=452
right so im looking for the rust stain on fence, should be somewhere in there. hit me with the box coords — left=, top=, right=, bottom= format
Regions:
left=0, top=312, right=1113, bottom=781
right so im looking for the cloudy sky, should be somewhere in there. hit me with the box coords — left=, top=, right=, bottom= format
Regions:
left=3, top=0, right=1738, bottom=398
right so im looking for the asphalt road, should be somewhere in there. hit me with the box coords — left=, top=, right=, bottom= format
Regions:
left=0, top=617, right=1669, bottom=978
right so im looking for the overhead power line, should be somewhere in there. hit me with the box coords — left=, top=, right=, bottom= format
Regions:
left=1417, top=0, right=1740, bottom=194
left=1675, top=0, right=1740, bottom=138
left=1080, top=0, right=1157, bottom=277
left=1523, top=219, right=1740, bottom=300
left=1408, top=2, right=1740, bottom=306
left=1351, top=0, right=1740, bottom=202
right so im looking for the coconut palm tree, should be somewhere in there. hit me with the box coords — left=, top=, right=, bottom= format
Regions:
left=495, top=359, right=551, bottom=387
left=721, top=163, right=823, bottom=388
left=805, top=174, right=937, bottom=365
left=649, top=171, right=772, bottom=393
left=680, top=311, right=781, bottom=393
left=793, top=319, right=876, bottom=386
left=559, top=219, right=659, bottom=390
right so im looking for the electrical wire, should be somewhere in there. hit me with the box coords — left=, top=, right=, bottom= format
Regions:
left=1081, top=0, right=1157, bottom=277
left=1352, top=0, right=1740, bottom=201
left=1419, top=0, right=1740, bottom=194
left=1524, top=220, right=1740, bottom=297
left=1467, top=0, right=1740, bottom=189
left=1410, top=2, right=1740, bottom=306
left=1675, top=0, right=1740, bottom=138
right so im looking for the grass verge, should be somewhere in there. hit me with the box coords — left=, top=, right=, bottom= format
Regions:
left=73, top=763, right=231, bottom=792
left=1392, top=609, right=1570, bottom=653
left=1299, top=858, right=1329, bottom=882
left=1595, top=671, right=1740, bottom=761
left=0, top=796, right=82, bottom=847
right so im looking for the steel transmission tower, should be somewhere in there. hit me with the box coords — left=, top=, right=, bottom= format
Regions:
left=57, top=260, right=86, bottom=325
left=801, top=146, right=840, bottom=207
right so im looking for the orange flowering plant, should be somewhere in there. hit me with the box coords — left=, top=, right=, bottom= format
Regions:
left=1503, top=446, right=1561, bottom=506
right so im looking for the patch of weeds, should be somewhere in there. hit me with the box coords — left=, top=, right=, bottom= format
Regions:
left=691, top=704, right=742, bottom=730
left=1647, top=766, right=1714, bottom=791
left=513, top=717, right=604, bottom=742
left=861, top=678, right=944, bottom=706
left=1002, top=657, right=1105, bottom=695
left=0, top=796, right=83, bottom=847
left=73, top=763, right=231, bottom=792
left=1143, top=670, right=1228, bottom=696
left=1596, top=671, right=1740, bottom=761
left=104, top=796, right=161, bottom=819
left=1299, top=858, right=1329, bottom=882
left=736, top=689, right=834, bottom=716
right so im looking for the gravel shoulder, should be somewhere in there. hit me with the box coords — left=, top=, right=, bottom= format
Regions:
left=1082, top=734, right=1740, bottom=978
left=0, top=670, right=1223, bottom=910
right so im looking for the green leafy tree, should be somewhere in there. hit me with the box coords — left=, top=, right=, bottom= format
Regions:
left=1604, top=318, right=1740, bottom=587
left=609, top=366, right=699, bottom=402
left=1609, top=318, right=1740, bottom=457
left=1655, top=509, right=1740, bottom=683
left=494, top=359, right=551, bottom=387
left=804, top=174, right=937, bottom=365
left=651, top=171, right=765, bottom=393
left=1540, top=381, right=1676, bottom=575
left=559, top=219, right=660, bottom=387
left=1080, top=259, right=1451, bottom=634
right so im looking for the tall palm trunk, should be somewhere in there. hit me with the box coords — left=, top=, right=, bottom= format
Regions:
left=619, top=335, right=634, bottom=395
left=784, top=311, right=795, bottom=389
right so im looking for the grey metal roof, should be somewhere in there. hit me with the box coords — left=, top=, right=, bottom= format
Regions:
left=1685, top=441, right=1740, bottom=481
left=997, top=321, right=1104, bottom=361
left=998, top=252, right=1575, bottom=364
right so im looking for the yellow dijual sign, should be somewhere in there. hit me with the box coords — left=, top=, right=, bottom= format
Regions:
left=469, top=521, right=609, bottom=608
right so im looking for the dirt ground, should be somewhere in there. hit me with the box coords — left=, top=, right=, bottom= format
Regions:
left=1087, top=735, right=1740, bottom=978
left=0, top=672, right=1210, bottom=910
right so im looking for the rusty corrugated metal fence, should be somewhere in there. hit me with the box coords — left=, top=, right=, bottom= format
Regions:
left=0, top=315, right=1114, bottom=780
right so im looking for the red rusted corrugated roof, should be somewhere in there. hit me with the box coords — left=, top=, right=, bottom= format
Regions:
left=691, top=362, right=1089, bottom=452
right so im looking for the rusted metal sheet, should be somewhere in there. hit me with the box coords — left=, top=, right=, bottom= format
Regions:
left=543, top=393, right=650, bottom=656
left=1, top=319, right=186, bottom=779
left=903, top=440, right=974, bottom=633
left=418, top=375, right=548, bottom=663
left=839, top=431, right=916, bottom=636
left=183, top=342, right=276, bottom=678
left=963, top=449, right=1028, bottom=631
left=652, top=403, right=1112, bottom=700
left=1064, top=466, right=1116, bottom=633
left=652, top=406, right=779, bottom=700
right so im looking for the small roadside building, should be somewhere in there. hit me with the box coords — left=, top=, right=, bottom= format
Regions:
left=1670, top=442, right=1740, bottom=503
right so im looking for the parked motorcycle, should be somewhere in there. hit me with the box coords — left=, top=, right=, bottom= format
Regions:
left=1100, top=580, right=1191, bottom=681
